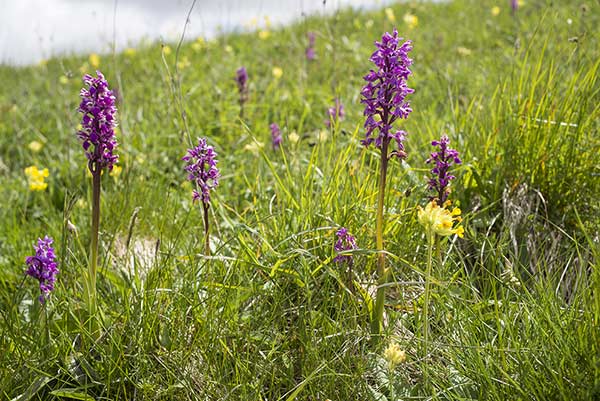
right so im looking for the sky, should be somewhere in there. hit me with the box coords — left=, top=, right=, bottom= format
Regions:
left=0, top=0, right=397, bottom=66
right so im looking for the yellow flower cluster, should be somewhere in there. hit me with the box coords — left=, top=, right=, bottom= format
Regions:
left=192, top=37, right=205, bottom=52
left=383, top=342, right=406, bottom=369
left=24, top=166, right=49, bottom=191
left=385, top=8, right=396, bottom=23
left=258, top=30, right=270, bottom=40
left=177, top=56, right=191, bottom=70
left=418, top=201, right=464, bottom=238
left=403, top=13, right=419, bottom=29
left=272, top=67, right=283, bottom=79
left=89, top=53, right=100, bottom=68
left=28, top=141, right=43, bottom=153
left=109, top=165, right=123, bottom=178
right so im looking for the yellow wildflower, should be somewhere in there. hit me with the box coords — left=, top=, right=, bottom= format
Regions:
left=192, top=37, right=205, bottom=51
left=288, top=131, right=300, bottom=144
left=383, top=342, right=406, bottom=369
left=318, top=130, right=328, bottom=142
left=244, top=140, right=265, bottom=155
left=247, top=17, right=258, bottom=28
left=403, top=13, right=419, bottom=29
left=59, top=75, right=69, bottom=85
left=491, top=6, right=501, bottom=16
left=89, top=53, right=100, bottom=68
left=272, top=67, right=283, bottom=79
left=457, top=46, right=472, bottom=56
left=38, top=59, right=48, bottom=67
left=258, top=30, right=270, bottom=40
left=124, top=48, right=136, bottom=57
left=417, top=201, right=464, bottom=238
left=162, top=45, right=172, bottom=56
left=225, top=45, right=234, bottom=54
left=109, top=165, right=123, bottom=178
left=385, top=8, right=396, bottom=23
left=177, top=56, right=191, bottom=70
left=28, top=141, right=43, bottom=153
left=365, top=19, right=374, bottom=28
left=24, top=166, right=49, bottom=191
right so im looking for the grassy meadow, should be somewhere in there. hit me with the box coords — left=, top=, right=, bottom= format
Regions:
left=0, top=0, right=599, bottom=399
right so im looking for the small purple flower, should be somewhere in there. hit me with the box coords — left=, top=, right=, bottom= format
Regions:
left=325, top=99, right=345, bottom=127
left=510, top=0, right=518, bottom=13
left=235, top=67, right=248, bottom=95
left=77, top=70, right=119, bottom=172
left=235, top=67, right=249, bottom=117
left=182, top=138, right=220, bottom=204
left=25, top=236, right=59, bottom=303
left=306, top=32, right=316, bottom=61
left=270, top=123, right=282, bottom=150
left=334, top=227, right=357, bottom=264
left=426, top=135, right=461, bottom=205
left=361, top=29, right=413, bottom=159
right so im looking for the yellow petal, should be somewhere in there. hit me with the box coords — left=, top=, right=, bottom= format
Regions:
left=89, top=53, right=100, bottom=68
left=272, top=67, right=283, bottom=79
left=454, top=225, right=465, bottom=238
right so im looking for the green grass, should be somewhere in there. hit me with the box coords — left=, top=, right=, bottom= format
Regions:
left=1, top=0, right=599, bottom=399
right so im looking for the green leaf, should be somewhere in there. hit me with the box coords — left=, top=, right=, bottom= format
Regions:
left=49, top=388, right=95, bottom=400
left=10, top=376, right=52, bottom=401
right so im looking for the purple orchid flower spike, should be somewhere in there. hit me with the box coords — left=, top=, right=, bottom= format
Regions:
left=334, top=227, right=357, bottom=265
left=25, top=236, right=59, bottom=303
left=426, top=135, right=461, bottom=206
left=361, top=29, right=413, bottom=160
left=183, top=138, right=220, bottom=204
left=270, top=123, right=282, bottom=150
left=77, top=70, right=119, bottom=172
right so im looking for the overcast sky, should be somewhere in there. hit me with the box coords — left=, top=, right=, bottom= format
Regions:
left=0, top=0, right=397, bottom=66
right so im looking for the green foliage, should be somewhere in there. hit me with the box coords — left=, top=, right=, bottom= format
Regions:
left=0, top=0, right=598, bottom=399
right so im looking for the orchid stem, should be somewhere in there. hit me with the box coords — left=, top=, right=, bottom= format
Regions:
left=371, top=140, right=390, bottom=342
left=203, top=202, right=210, bottom=256
left=86, top=170, right=100, bottom=330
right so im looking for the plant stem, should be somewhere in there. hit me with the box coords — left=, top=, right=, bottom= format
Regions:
left=42, top=301, right=49, bottom=348
left=87, top=170, right=101, bottom=318
left=435, top=234, right=442, bottom=274
left=371, top=140, right=390, bottom=341
left=203, top=202, right=210, bottom=256
left=422, top=232, right=434, bottom=367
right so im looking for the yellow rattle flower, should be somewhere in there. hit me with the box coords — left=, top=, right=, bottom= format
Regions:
left=24, top=166, right=49, bottom=191
left=418, top=201, right=464, bottom=238
left=383, top=342, right=406, bottom=369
